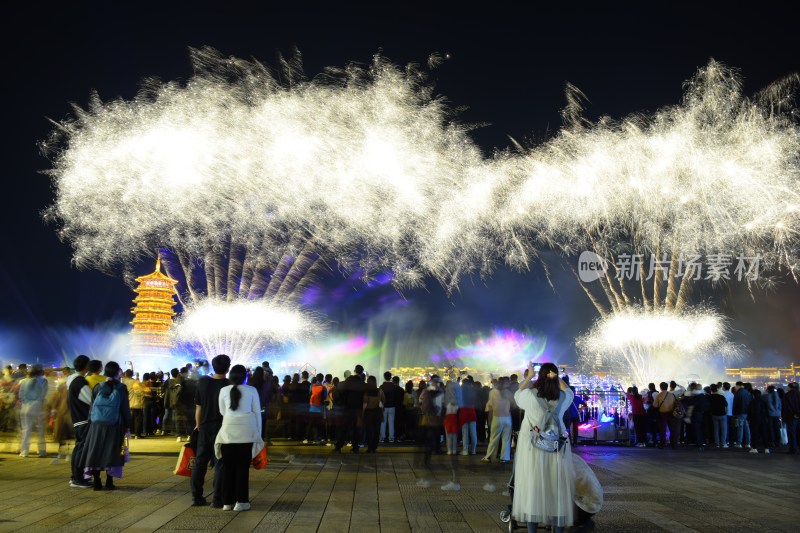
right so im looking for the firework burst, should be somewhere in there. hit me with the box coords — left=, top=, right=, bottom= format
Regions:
left=174, top=299, right=323, bottom=366
left=577, top=306, right=742, bottom=387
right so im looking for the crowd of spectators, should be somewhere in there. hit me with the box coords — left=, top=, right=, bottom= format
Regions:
left=3, top=360, right=798, bottom=458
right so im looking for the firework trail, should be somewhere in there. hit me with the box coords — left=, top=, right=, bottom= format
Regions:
left=476, top=62, right=800, bottom=287
left=44, top=51, right=800, bottom=372
left=43, top=47, right=483, bottom=299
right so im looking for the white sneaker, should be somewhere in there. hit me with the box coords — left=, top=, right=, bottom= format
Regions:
left=764, top=449, right=770, bottom=454
left=460, top=450, right=469, bottom=456
left=222, top=505, right=234, bottom=511
left=176, top=436, right=182, bottom=442
left=233, top=502, right=250, bottom=511
left=749, top=448, right=758, bottom=454
left=733, top=444, right=741, bottom=448
left=302, top=439, right=309, bottom=444
left=440, top=481, right=460, bottom=491
left=723, top=444, right=729, bottom=448
left=18, top=452, right=29, bottom=458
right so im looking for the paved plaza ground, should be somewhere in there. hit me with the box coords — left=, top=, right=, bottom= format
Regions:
left=0, top=437, right=797, bottom=532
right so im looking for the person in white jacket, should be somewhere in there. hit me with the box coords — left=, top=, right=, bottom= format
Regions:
left=215, top=365, right=263, bottom=512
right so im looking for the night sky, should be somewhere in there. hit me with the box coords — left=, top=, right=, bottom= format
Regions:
left=3, top=2, right=799, bottom=366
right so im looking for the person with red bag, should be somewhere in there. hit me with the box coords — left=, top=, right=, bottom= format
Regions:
left=214, top=364, right=263, bottom=512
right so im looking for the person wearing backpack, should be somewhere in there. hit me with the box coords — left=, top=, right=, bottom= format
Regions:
left=512, top=362, right=576, bottom=532
left=80, top=361, right=131, bottom=491
left=653, top=382, right=680, bottom=449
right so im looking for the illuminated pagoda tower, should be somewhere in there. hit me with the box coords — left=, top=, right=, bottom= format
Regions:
left=130, top=258, right=179, bottom=364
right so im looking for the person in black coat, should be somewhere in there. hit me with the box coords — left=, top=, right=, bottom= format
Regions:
left=683, top=383, right=708, bottom=450
left=747, top=389, right=769, bottom=453
left=334, top=365, right=367, bottom=453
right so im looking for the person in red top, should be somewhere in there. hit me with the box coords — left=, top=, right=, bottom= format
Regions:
left=626, top=386, right=647, bottom=447
left=305, top=374, right=327, bottom=444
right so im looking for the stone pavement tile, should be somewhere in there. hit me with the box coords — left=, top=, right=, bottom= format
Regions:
left=3, top=443, right=799, bottom=532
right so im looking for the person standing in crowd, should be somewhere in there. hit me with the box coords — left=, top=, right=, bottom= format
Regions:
left=163, top=368, right=183, bottom=438
left=419, top=375, right=445, bottom=465
left=764, top=385, right=782, bottom=449
left=294, top=371, right=312, bottom=440
left=460, top=376, right=478, bottom=455
left=124, top=370, right=145, bottom=439
left=152, top=371, right=167, bottom=435
left=782, top=382, right=799, bottom=454
left=682, top=383, right=708, bottom=450
left=417, top=379, right=429, bottom=444
left=512, top=362, right=576, bottom=532
left=732, top=381, right=752, bottom=448
left=482, top=376, right=514, bottom=464
left=379, top=371, right=403, bottom=444
left=644, top=383, right=659, bottom=447
left=66, top=355, right=93, bottom=487
left=18, top=364, right=49, bottom=458
left=335, top=365, right=367, bottom=453
left=508, top=374, right=521, bottom=445
left=179, top=367, right=197, bottom=442
left=11, top=364, right=27, bottom=380
left=49, top=368, right=74, bottom=460
left=362, top=375, right=385, bottom=453
left=707, top=384, right=729, bottom=448
left=721, top=382, right=734, bottom=446
left=250, top=367, right=270, bottom=442
left=324, top=374, right=337, bottom=445
left=626, top=386, right=647, bottom=447
left=191, top=354, right=231, bottom=507
left=306, top=373, right=327, bottom=444
left=477, top=380, right=491, bottom=443
left=402, top=380, right=418, bottom=443
left=81, top=361, right=131, bottom=490
left=85, top=360, right=105, bottom=391
left=443, top=379, right=460, bottom=455
left=284, top=373, right=301, bottom=440
left=748, top=389, right=769, bottom=454
left=215, top=364, right=262, bottom=512
left=653, top=382, right=679, bottom=449
left=561, top=376, right=579, bottom=446
left=141, top=373, right=154, bottom=436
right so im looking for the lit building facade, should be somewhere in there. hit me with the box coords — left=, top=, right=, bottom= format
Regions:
left=130, top=258, right=178, bottom=364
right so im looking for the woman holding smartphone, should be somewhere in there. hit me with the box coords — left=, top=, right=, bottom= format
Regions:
left=512, top=361, right=575, bottom=533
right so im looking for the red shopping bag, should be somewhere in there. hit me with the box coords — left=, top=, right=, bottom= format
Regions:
left=174, top=442, right=196, bottom=477
left=252, top=446, right=268, bottom=470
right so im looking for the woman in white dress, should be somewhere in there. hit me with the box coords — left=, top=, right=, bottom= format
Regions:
left=512, top=362, right=575, bottom=532
left=215, top=364, right=264, bottom=511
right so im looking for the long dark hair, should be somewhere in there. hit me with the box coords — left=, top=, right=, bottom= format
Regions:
left=533, top=362, right=560, bottom=402
left=250, top=366, right=265, bottom=390
left=229, top=365, right=247, bottom=411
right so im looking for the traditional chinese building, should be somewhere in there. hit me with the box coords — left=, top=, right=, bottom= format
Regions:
left=725, top=363, right=799, bottom=385
left=130, top=258, right=178, bottom=363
